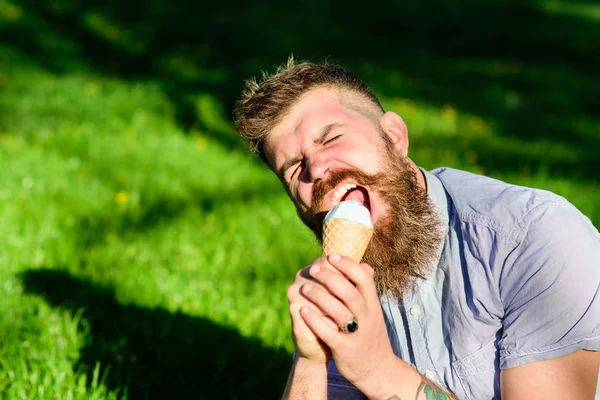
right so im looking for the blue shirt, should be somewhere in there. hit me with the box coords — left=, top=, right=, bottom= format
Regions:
left=328, top=167, right=600, bottom=399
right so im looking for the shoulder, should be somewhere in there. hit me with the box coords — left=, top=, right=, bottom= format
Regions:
left=430, top=169, right=600, bottom=369
left=430, top=167, right=583, bottom=242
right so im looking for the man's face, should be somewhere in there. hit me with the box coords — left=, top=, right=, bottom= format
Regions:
left=265, top=87, right=392, bottom=234
left=264, top=87, right=443, bottom=296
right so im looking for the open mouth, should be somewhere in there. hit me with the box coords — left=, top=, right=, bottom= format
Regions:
left=327, top=182, right=372, bottom=216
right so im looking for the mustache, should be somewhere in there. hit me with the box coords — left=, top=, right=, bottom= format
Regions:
left=310, top=169, right=381, bottom=214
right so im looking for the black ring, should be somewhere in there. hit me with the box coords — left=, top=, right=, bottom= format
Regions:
left=341, top=317, right=358, bottom=333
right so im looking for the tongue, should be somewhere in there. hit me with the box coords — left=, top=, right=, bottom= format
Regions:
left=343, top=188, right=369, bottom=209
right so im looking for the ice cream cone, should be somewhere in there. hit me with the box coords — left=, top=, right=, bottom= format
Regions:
left=322, top=218, right=374, bottom=263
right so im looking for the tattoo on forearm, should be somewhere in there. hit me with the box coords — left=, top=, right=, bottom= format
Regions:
left=416, top=378, right=449, bottom=400
left=423, top=385, right=448, bottom=400
left=386, top=378, right=451, bottom=400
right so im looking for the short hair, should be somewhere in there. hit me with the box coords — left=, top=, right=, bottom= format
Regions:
left=233, top=56, right=385, bottom=164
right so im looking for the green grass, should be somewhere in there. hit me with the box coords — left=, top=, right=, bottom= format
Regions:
left=0, top=46, right=320, bottom=399
left=1, top=1, right=599, bottom=398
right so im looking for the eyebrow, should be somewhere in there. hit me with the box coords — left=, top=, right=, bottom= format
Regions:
left=279, top=123, right=343, bottom=177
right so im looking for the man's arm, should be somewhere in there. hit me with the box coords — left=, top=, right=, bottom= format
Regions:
left=280, top=341, right=455, bottom=400
left=500, top=350, right=600, bottom=399
left=498, top=201, right=600, bottom=399
left=352, top=356, right=455, bottom=400
left=282, top=357, right=328, bottom=400
left=376, top=348, right=600, bottom=400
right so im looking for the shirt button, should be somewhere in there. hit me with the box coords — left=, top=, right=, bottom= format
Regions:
left=409, top=306, right=421, bottom=316
left=425, top=370, right=436, bottom=381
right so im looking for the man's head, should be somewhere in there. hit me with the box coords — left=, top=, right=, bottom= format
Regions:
left=234, top=56, right=385, bottom=165
left=234, top=57, right=443, bottom=296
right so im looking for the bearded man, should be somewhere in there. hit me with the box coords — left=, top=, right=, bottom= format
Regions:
left=233, top=58, right=600, bottom=400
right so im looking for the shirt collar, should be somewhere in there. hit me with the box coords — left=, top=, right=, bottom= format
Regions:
left=419, top=167, right=450, bottom=278
left=420, top=167, right=450, bottom=228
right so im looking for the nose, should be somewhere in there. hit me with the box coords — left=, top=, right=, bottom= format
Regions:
left=304, top=151, right=331, bottom=182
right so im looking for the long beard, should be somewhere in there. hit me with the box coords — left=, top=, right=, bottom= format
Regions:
left=301, top=150, right=445, bottom=298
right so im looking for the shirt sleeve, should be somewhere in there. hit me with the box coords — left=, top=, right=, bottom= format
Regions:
left=498, top=200, right=600, bottom=369
left=327, top=358, right=368, bottom=399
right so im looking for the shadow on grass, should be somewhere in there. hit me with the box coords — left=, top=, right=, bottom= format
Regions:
left=21, top=268, right=291, bottom=399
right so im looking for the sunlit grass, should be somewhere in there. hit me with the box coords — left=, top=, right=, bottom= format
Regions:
left=1, top=21, right=599, bottom=398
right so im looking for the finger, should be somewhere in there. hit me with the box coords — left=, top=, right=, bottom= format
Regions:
left=292, top=268, right=333, bottom=300
left=327, top=254, right=378, bottom=303
left=300, top=306, right=341, bottom=348
left=295, top=259, right=342, bottom=291
left=289, top=281, right=346, bottom=328
left=362, top=262, right=375, bottom=277
left=290, top=303, right=336, bottom=362
left=289, top=302, right=319, bottom=340
left=289, top=273, right=347, bottom=323
left=322, top=315, right=339, bottom=330
left=309, top=262, right=366, bottom=316
left=302, top=283, right=354, bottom=327
left=300, top=256, right=343, bottom=280
left=289, top=282, right=331, bottom=323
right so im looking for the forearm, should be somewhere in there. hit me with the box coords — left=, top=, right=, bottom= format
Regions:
left=357, top=357, right=457, bottom=400
left=282, top=357, right=328, bottom=400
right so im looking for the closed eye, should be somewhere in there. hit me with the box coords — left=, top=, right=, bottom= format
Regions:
left=325, top=135, right=341, bottom=145
left=284, top=160, right=303, bottom=181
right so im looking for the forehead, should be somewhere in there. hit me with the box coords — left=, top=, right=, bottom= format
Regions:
left=264, top=87, right=359, bottom=166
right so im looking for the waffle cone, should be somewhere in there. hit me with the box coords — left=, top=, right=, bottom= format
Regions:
left=322, top=218, right=373, bottom=263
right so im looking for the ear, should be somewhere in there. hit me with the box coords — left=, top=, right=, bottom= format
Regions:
left=379, top=112, right=409, bottom=156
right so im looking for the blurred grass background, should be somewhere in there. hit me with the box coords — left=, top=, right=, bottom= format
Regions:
left=0, top=0, right=599, bottom=398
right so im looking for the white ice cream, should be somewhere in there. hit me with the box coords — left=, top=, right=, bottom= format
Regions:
left=324, top=200, right=373, bottom=229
